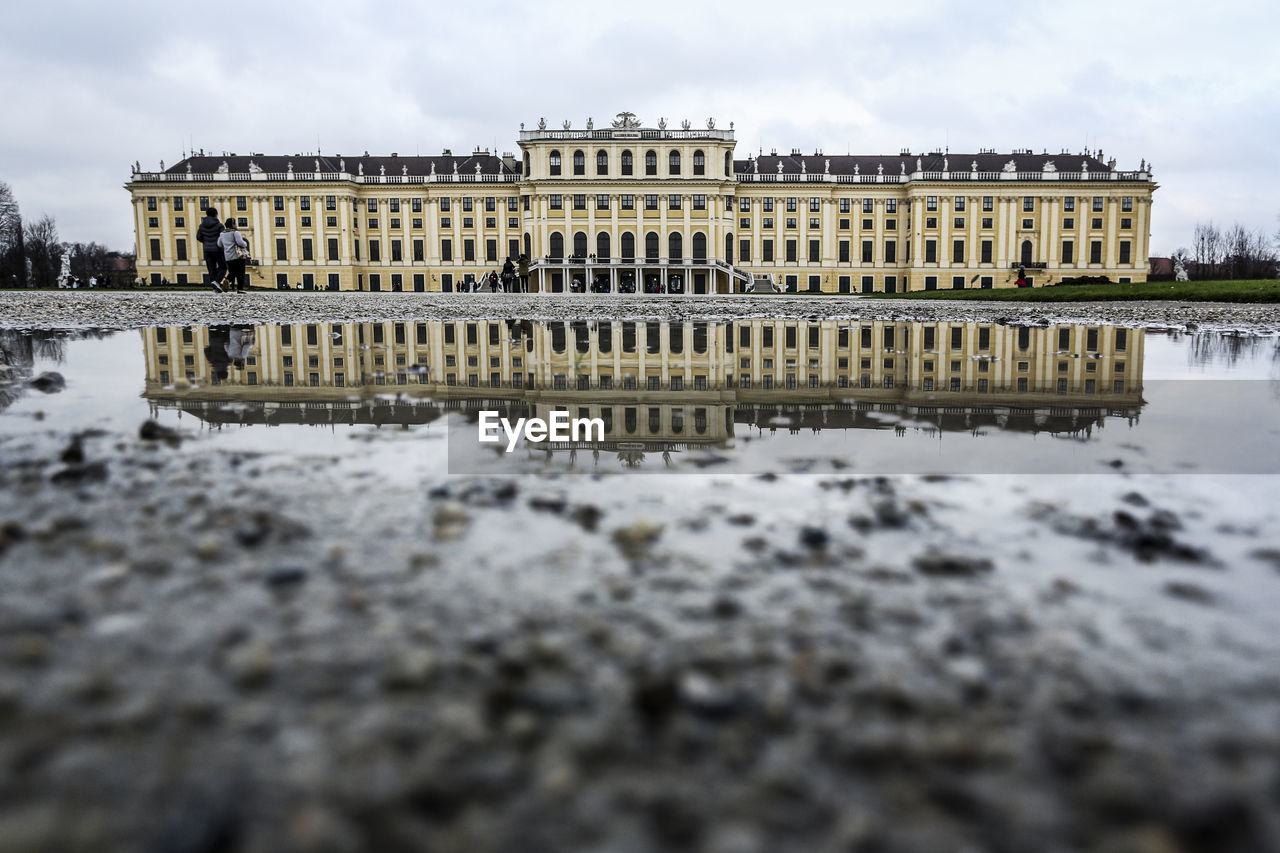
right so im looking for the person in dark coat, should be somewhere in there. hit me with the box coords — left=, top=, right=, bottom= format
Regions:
left=196, top=207, right=226, bottom=292
left=517, top=254, right=530, bottom=293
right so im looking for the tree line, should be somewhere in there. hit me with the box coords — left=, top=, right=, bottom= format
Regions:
left=1168, top=220, right=1278, bottom=281
left=0, top=180, right=135, bottom=288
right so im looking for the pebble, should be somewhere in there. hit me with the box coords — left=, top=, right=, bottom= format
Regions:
left=610, top=519, right=663, bottom=557
left=265, top=565, right=308, bottom=588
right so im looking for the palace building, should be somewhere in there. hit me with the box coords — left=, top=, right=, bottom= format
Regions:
left=126, top=113, right=1156, bottom=294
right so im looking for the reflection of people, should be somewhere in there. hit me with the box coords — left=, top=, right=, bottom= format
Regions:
left=197, top=207, right=226, bottom=292
left=227, top=326, right=255, bottom=371
left=204, top=325, right=232, bottom=383
left=218, top=219, right=250, bottom=294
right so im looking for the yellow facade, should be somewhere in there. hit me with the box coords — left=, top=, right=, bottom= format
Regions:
left=127, top=116, right=1156, bottom=293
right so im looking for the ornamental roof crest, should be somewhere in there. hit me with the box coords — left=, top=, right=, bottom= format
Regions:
left=612, top=112, right=640, bottom=129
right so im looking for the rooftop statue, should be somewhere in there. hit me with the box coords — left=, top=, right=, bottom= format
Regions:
left=586, top=117, right=593, bottom=130
left=612, top=112, right=640, bottom=129
left=537, top=117, right=547, bottom=130
left=1003, top=160, right=1017, bottom=172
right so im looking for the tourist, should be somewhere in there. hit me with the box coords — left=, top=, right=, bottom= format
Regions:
left=197, top=207, right=226, bottom=292
left=502, top=256, right=515, bottom=292
left=518, top=254, right=530, bottom=292
left=218, top=218, right=251, bottom=294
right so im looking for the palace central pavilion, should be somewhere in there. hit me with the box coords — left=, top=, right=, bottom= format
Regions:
left=127, top=112, right=1155, bottom=294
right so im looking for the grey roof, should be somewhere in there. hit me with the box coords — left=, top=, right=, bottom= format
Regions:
left=167, top=153, right=517, bottom=177
left=732, top=152, right=1113, bottom=176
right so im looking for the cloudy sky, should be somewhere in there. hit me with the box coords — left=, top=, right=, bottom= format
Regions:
left=1, top=0, right=1275, bottom=255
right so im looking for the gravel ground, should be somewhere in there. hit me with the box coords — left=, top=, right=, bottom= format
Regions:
left=2, top=294, right=1280, bottom=852
left=2, top=290, right=1280, bottom=332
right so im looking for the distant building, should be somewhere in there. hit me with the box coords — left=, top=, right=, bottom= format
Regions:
left=126, top=114, right=1156, bottom=293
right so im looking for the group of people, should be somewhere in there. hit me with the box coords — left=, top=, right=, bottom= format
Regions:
left=465, top=255, right=532, bottom=293
left=59, top=275, right=120, bottom=289
left=197, top=206, right=252, bottom=294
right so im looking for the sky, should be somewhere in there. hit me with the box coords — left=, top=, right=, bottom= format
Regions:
left=1, top=0, right=1276, bottom=256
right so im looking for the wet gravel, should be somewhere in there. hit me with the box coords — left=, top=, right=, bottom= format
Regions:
left=3, top=294, right=1280, bottom=851
left=1, top=412, right=1279, bottom=852
left=3, top=290, right=1280, bottom=333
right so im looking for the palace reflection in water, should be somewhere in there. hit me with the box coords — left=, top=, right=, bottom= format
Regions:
left=141, top=319, right=1144, bottom=454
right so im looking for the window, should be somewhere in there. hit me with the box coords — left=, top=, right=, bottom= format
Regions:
left=1063, top=197, right=1075, bottom=212
left=1122, top=196, right=1133, bottom=212
left=1061, top=241, right=1074, bottom=264
left=785, top=240, right=797, bottom=262
left=840, top=218, right=850, bottom=230
left=1092, top=217, right=1103, bottom=229
left=621, top=150, right=633, bottom=175
left=809, top=197, right=821, bottom=212
left=327, top=216, right=338, bottom=227
left=1064, top=218, right=1075, bottom=229
left=391, top=240, right=402, bottom=262
left=645, top=150, right=657, bottom=175
left=573, top=194, right=586, bottom=210
left=174, top=216, right=184, bottom=228
left=693, top=194, right=706, bottom=210
left=809, top=217, right=820, bottom=229
left=1119, top=241, right=1131, bottom=264
left=1090, top=240, right=1102, bottom=264
left=954, top=196, right=966, bottom=212
left=463, top=239, right=474, bottom=261
left=148, top=217, right=158, bottom=228
left=645, top=195, right=658, bottom=210
left=740, top=217, right=751, bottom=229
left=693, top=150, right=705, bottom=175
left=462, top=197, right=474, bottom=213
left=762, top=239, right=774, bottom=262
left=367, top=199, right=378, bottom=213
left=982, top=217, right=993, bottom=228
left=413, top=239, right=424, bottom=261
left=390, top=199, right=401, bottom=213
left=668, top=150, right=680, bottom=174
left=597, top=194, right=609, bottom=211
left=1023, top=196, right=1034, bottom=212
left=764, top=198, right=775, bottom=213
left=621, top=195, right=635, bottom=210
left=925, top=240, right=937, bottom=263
left=441, top=217, right=451, bottom=228
left=1022, top=219, right=1034, bottom=230
left=786, top=197, right=797, bottom=212
left=549, top=150, right=561, bottom=175
left=572, top=150, right=585, bottom=175
left=885, top=199, right=897, bottom=214
left=861, top=240, right=873, bottom=263
left=549, top=195, right=562, bottom=210
left=506, top=197, right=517, bottom=212
left=508, top=217, right=518, bottom=228
left=173, top=238, right=186, bottom=261
left=364, top=218, right=373, bottom=228
left=927, top=196, right=938, bottom=212
left=668, top=194, right=681, bottom=210
left=1120, top=218, right=1131, bottom=229
left=440, top=197, right=450, bottom=212
left=328, top=238, right=339, bottom=261
left=739, top=239, right=750, bottom=262
left=884, top=240, right=896, bottom=263
left=981, top=240, right=993, bottom=263
left=926, top=217, right=937, bottom=229
left=839, top=240, right=850, bottom=262
left=441, top=239, right=452, bottom=261
left=763, top=217, right=774, bottom=229
left=740, top=198, right=751, bottom=212
left=808, top=239, right=820, bottom=262
left=862, top=218, right=873, bottom=230
left=275, top=238, right=287, bottom=261
left=1092, top=196, right=1104, bottom=212
left=369, top=239, right=380, bottom=262
left=390, top=218, right=401, bottom=229
left=785, top=218, right=797, bottom=229
left=982, top=196, right=993, bottom=212
left=952, top=239, right=964, bottom=263
left=301, top=238, right=314, bottom=261
left=862, top=198, right=873, bottom=214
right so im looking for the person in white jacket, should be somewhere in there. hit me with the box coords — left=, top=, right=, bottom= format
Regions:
left=217, top=219, right=251, bottom=294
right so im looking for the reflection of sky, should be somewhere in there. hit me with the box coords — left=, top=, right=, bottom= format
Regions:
left=3, top=329, right=1279, bottom=477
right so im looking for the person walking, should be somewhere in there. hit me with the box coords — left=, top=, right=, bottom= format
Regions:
left=197, top=207, right=226, bottom=292
left=501, top=256, right=515, bottom=292
left=217, top=218, right=251, bottom=294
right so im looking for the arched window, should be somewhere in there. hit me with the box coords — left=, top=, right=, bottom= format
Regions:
left=692, top=232, right=707, bottom=260
left=693, top=150, right=705, bottom=176
left=572, top=150, right=585, bottom=176
left=669, top=150, right=681, bottom=175
left=725, top=233, right=734, bottom=264
left=523, top=233, right=531, bottom=259
left=1021, top=240, right=1034, bottom=265
left=522, top=152, right=530, bottom=176
left=573, top=231, right=588, bottom=258
left=669, top=232, right=683, bottom=261
left=725, top=151, right=732, bottom=177
left=596, top=231, right=611, bottom=260
left=645, top=231, right=659, bottom=260
left=669, top=323, right=684, bottom=353
left=693, top=322, right=708, bottom=354
left=596, top=150, right=608, bottom=175
left=549, top=232, right=564, bottom=259
left=621, top=232, right=636, bottom=260
left=551, top=324, right=566, bottom=353
left=598, top=323, right=612, bottom=352
left=645, top=150, right=657, bottom=176
left=549, top=150, right=561, bottom=176
left=621, top=150, right=633, bottom=175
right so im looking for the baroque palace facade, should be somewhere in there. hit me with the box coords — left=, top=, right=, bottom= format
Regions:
left=127, top=113, right=1156, bottom=293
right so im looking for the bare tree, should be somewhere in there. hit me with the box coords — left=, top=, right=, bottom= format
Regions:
left=1192, top=221, right=1222, bottom=280
left=23, top=214, right=61, bottom=288
left=0, top=181, right=23, bottom=287
left=1222, top=223, right=1277, bottom=279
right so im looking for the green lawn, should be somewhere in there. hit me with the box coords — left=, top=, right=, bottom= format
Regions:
left=877, top=279, right=1280, bottom=303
